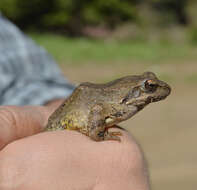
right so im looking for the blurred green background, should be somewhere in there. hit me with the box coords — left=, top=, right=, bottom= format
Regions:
left=0, top=1, right=196, bottom=189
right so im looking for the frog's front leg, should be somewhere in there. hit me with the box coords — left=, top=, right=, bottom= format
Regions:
left=88, top=104, right=122, bottom=141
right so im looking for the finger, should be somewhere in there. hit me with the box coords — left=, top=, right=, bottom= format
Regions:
left=0, top=105, right=48, bottom=150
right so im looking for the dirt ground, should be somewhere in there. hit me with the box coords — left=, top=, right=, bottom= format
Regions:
left=61, top=61, right=197, bottom=190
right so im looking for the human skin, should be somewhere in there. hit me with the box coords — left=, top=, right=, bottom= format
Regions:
left=0, top=102, right=150, bottom=190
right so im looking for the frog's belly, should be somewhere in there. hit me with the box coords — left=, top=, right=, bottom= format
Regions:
left=60, top=113, right=89, bottom=135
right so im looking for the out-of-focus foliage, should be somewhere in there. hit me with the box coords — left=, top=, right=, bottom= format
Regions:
left=151, top=0, right=188, bottom=24
left=0, top=0, right=195, bottom=35
left=0, top=0, right=137, bottom=32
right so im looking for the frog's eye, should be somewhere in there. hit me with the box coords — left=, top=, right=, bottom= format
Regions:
left=142, top=79, right=157, bottom=92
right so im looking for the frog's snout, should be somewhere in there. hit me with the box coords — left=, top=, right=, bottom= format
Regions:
left=152, top=82, right=171, bottom=102
left=161, top=81, right=171, bottom=96
left=165, top=85, right=171, bottom=96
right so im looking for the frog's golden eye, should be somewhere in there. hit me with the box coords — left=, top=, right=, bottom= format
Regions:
left=142, top=79, right=158, bottom=92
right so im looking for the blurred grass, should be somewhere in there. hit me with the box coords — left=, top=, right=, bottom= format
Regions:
left=29, top=33, right=197, bottom=65
left=185, top=74, right=197, bottom=83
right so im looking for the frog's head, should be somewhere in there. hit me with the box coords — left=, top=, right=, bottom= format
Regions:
left=119, top=72, right=171, bottom=110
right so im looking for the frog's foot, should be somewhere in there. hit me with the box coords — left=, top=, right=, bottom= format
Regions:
left=89, top=129, right=122, bottom=141
left=104, top=131, right=122, bottom=142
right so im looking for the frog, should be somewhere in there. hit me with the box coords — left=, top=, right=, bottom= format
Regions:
left=45, top=72, right=171, bottom=141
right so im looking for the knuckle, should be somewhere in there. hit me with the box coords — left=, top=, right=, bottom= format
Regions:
left=0, top=106, right=17, bottom=127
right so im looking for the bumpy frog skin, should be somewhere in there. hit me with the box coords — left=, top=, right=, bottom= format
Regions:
left=45, top=72, right=171, bottom=141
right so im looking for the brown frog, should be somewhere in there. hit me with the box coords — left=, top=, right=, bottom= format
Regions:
left=45, top=72, right=171, bottom=141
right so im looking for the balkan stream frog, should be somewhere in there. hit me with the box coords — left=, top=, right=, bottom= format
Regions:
left=45, top=72, right=171, bottom=141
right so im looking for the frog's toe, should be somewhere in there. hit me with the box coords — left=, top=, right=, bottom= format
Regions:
left=110, top=131, right=123, bottom=136
left=104, top=132, right=122, bottom=142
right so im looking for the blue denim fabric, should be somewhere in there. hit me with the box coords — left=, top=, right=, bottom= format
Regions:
left=0, top=15, right=74, bottom=105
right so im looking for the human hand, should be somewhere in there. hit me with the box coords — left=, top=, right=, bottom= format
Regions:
left=0, top=105, right=150, bottom=190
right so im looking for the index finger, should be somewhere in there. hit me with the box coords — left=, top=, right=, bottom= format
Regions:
left=0, top=105, right=48, bottom=150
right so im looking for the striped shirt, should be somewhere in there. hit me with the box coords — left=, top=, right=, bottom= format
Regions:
left=0, top=14, right=74, bottom=105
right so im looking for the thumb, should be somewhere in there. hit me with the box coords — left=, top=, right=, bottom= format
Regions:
left=0, top=106, right=49, bottom=150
